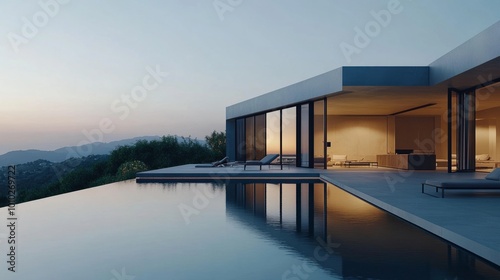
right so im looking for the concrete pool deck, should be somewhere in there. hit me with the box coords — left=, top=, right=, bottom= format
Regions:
left=136, top=165, right=500, bottom=267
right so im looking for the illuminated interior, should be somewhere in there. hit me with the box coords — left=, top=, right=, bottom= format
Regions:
left=232, top=79, right=500, bottom=172
left=228, top=22, right=500, bottom=172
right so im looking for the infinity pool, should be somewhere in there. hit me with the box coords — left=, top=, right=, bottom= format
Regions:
left=0, top=180, right=499, bottom=279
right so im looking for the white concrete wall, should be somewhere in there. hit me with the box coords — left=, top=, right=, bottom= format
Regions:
left=320, top=114, right=451, bottom=162
left=395, top=116, right=436, bottom=153
left=476, top=107, right=499, bottom=160
left=327, top=116, right=388, bottom=162
left=476, top=120, right=490, bottom=155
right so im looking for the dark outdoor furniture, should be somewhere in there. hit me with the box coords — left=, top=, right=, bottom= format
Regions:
left=244, top=154, right=279, bottom=170
left=421, top=168, right=500, bottom=198
left=344, top=161, right=378, bottom=168
left=195, top=156, right=229, bottom=168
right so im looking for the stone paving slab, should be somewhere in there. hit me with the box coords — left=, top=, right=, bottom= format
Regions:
left=320, top=169, right=500, bottom=267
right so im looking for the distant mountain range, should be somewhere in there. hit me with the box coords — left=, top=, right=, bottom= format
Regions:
left=0, top=135, right=204, bottom=167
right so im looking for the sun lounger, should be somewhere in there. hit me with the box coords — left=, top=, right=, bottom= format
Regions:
left=244, top=154, right=279, bottom=170
left=195, top=156, right=229, bottom=168
left=422, top=168, right=500, bottom=198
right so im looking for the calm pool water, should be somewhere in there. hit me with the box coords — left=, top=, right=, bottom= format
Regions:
left=1, top=180, right=499, bottom=279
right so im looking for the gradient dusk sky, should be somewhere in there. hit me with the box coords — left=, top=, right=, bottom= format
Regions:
left=1, top=0, right=499, bottom=155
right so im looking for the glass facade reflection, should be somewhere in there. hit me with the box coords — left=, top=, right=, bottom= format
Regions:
left=232, top=87, right=500, bottom=171
left=266, top=110, right=280, bottom=156
left=235, top=107, right=297, bottom=165
left=282, top=107, right=297, bottom=164
left=225, top=181, right=500, bottom=279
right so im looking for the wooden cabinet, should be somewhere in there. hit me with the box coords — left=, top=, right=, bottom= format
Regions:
left=377, top=154, right=436, bottom=170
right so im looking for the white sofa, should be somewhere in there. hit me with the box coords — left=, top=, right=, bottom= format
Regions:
left=331, top=154, right=347, bottom=166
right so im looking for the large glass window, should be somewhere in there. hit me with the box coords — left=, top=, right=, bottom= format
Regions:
left=314, top=100, right=326, bottom=169
left=235, top=118, right=245, bottom=161
left=266, top=110, right=280, bottom=156
left=266, top=108, right=297, bottom=166
left=244, top=114, right=266, bottom=161
left=475, top=82, right=500, bottom=172
left=282, top=107, right=297, bottom=165
left=300, top=104, right=310, bottom=167
left=255, top=114, right=266, bottom=160
left=233, top=106, right=298, bottom=165
left=245, top=117, right=255, bottom=160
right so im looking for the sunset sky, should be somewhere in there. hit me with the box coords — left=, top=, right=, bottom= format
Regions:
left=1, top=0, right=499, bottom=155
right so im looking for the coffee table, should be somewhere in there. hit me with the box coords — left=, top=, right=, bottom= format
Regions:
left=344, top=161, right=378, bottom=168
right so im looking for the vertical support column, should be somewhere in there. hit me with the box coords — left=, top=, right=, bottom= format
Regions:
left=280, top=109, right=283, bottom=170
left=457, top=90, right=476, bottom=172
left=323, top=98, right=328, bottom=169
left=447, top=89, right=453, bottom=173
left=296, top=105, right=301, bottom=167
left=226, top=119, right=236, bottom=162
left=308, top=102, right=314, bottom=168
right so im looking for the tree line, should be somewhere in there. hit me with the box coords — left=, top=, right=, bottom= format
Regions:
left=5, top=132, right=225, bottom=205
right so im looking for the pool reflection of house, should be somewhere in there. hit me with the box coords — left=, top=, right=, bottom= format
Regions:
left=226, top=21, right=500, bottom=172
left=225, top=182, right=490, bottom=279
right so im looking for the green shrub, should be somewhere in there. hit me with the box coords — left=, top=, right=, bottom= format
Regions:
left=117, top=160, right=148, bottom=180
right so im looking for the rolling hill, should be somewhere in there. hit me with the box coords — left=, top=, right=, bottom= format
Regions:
left=0, top=135, right=204, bottom=166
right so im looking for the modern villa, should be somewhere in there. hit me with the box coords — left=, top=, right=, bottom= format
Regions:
left=225, top=21, right=500, bottom=173
left=133, top=21, right=500, bottom=277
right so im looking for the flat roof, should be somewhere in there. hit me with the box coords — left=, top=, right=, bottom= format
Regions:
left=227, top=21, right=500, bottom=119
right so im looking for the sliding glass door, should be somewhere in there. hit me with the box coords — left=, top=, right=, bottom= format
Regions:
left=300, top=104, right=311, bottom=167
left=314, top=99, right=326, bottom=169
